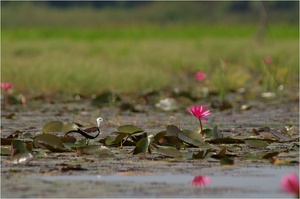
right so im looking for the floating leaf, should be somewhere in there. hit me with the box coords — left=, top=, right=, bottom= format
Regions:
left=34, top=151, right=48, bottom=158
left=166, top=125, right=181, bottom=136
left=244, top=139, right=268, bottom=148
left=10, top=152, right=34, bottom=164
left=178, top=129, right=204, bottom=147
left=154, top=145, right=182, bottom=158
left=207, top=137, right=245, bottom=144
left=41, top=121, right=64, bottom=133
left=261, top=151, right=280, bottom=159
left=77, top=145, right=114, bottom=157
left=1, top=147, right=11, bottom=156
left=132, top=137, right=149, bottom=155
left=33, top=134, right=68, bottom=152
left=118, top=125, right=144, bottom=134
left=61, top=122, right=79, bottom=133
left=38, top=142, right=70, bottom=152
left=152, top=131, right=167, bottom=143
left=11, top=140, right=27, bottom=156
left=220, top=156, right=234, bottom=165
left=211, top=147, right=227, bottom=159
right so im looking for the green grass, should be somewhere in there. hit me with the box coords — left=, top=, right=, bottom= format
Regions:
left=1, top=2, right=298, bottom=96
left=2, top=26, right=298, bottom=96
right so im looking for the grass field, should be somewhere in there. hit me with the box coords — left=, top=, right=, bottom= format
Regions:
left=1, top=3, right=299, bottom=96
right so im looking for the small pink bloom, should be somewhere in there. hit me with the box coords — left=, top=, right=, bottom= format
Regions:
left=264, top=56, right=272, bottom=65
left=188, top=104, right=211, bottom=122
left=192, top=175, right=211, bottom=187
left=195, top=72, right=206, bottom=81
left=1, top=82, right=13, bottom=91
left=281, top=172, right=299, bottom=196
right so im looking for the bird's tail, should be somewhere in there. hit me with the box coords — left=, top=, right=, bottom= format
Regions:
left=65, top=129, right=100, bottom=139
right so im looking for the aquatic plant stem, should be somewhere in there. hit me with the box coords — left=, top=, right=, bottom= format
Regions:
left=199, top=118, right=203, bottom=135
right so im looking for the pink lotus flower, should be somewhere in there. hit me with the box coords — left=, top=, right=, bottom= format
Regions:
left=281, top=172, right=299, bottom=197
left=192, top=175, right=211, bottom=187
left=264, top=56, right=272, bottom=65
left=1, top=82, right=12, bottom=91
left=188, top=104, right=211, bottom=136
left=189, top=105, right=211, bottom=122
left=195, top=72, right=206, bottom=81
left=1, top=82, right=13, bottom=107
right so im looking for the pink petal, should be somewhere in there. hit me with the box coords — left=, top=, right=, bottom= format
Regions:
left=281, top=172, right=299, bottom=195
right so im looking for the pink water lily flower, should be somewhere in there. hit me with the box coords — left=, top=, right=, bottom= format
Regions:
left=1, top=82, right=13, bottom=107
left=195, top=72, right=206, bottom=81
left=188, top=104, right=211, bottom=136
left=1, top=82, right=12, bottom=91
left=192, top=175, right=211, bottom=187
left=189, top=105, right=211, bottom=122
left=281, top=172, right=299, bottom=197
left=264, top=56, right=272, bottom=65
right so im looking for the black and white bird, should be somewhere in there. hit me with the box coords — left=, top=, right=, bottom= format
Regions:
left=65, top=117, right=103, bottom=139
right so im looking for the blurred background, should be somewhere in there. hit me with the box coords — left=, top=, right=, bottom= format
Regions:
left=1, top=1, right=299, bottom=97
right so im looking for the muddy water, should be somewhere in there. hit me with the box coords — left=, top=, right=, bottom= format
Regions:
left=1, top=98, right=299, bottom=198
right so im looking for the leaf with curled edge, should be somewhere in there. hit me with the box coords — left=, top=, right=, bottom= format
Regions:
left=177, top=129, right=205, bottom=147
left=132, top=137, right=149, bottom=155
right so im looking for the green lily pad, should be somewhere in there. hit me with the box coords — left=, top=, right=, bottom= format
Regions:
left=220, top=156, right=234, bottom=165
left=1, top=146, right=12, bottom=156
left=178, top=129, right=204, bottom=147
left=152, top=131, right=167, bottom=143
left=11, top=140, right=27, bottom=156
left=33, top=134, right=68, bottom=152
left=118, top=125, right=144, bottom=134
left=261, top=151, right=280, bottom=159
left=154, top=145, right=182, bottom=158
left=132, top=137, right=149, bottom=155
left=41, top=121, right=64, bottom=133
left=61, top=122, right=79, bottom=133
left=245, top=139, right=268, bottom=148
left=207, top=137, right=245, bottom=144
left=166, top=125, right=181, bottom=136
left=77, top=145, right=114, bottom=157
